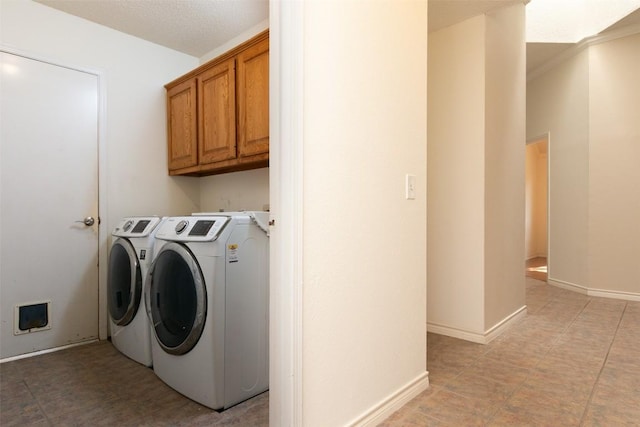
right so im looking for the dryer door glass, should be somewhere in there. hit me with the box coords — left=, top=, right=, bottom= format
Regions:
left=107, top=238, right=142, bottom=326
left=147, top=242, right=206, bottom=355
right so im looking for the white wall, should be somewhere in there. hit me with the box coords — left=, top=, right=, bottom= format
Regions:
left=1, top=0, right=201, bottom=348
left=1, top=0, right=201, bottom=223
left=427, top=4, right=526, bottom=341
left=527, top=30, right=640, bottom=298
left=301, top=0, right=428, bottom=425
left=588, top=33, right=640, bottom=295
left=199, top=19, right=269, bottom=64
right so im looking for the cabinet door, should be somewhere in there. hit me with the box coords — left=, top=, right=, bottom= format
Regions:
left=236, top=37, right=269, bottom=158
left=198, top=58, right=237, bottom=165
left=167, top=79, right=198, bottom=170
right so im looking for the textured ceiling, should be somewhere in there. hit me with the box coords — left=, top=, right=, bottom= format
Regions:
left=526, top=7, right=640, bottom=74
left=526, top=0, right=640, bottom=42
left=34, top=0, right=269, bottom=57
left=35, top=0, right=519, bottom=58
left=33, top=0, right=639, bottom=73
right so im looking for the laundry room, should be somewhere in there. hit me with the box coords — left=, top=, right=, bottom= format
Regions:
left=1, top=0, right=270, bottom=423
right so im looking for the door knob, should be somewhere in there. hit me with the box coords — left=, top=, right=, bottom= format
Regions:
left=75, top=216, right=95, bottom=226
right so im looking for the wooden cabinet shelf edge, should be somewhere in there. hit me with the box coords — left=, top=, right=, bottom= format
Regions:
left=166, top=30, right=269, bottom=177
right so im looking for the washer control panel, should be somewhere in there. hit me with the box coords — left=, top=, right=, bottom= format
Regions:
left=155, top=216, right=229, bottom=242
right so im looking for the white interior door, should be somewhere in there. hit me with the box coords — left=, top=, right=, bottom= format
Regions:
left=0, top=52, right=99, bottom=359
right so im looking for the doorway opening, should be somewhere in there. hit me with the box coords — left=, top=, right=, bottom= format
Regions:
left=525, top=135, right=549, bottom=281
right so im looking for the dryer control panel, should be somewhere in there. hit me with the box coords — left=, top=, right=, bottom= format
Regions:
left=155, top=216, right=230, bottom=242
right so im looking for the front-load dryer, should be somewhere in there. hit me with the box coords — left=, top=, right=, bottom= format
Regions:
left=145, top=213, right=269, bottom=410
left=108, top=216, right=165, bottom=366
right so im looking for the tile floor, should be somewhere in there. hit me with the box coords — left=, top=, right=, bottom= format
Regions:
left=0, top=342, right=268, bottom=426
left=382, top=278, right=640, bottom=426
left=1, top=278, right=639, bottom=426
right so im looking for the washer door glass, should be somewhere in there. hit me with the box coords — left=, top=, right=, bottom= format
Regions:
left=146, top=242, right=206, bottom=355
left=107, top=238, right=142, bottom=326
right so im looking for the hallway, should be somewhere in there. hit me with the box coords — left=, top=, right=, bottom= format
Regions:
left=383, top=277, right=640, bottom=426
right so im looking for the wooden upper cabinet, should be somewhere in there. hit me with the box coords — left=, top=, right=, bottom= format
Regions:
left=166, top=79, right=197, bottom=171
left=165, top=30, right=269, bottom=176
left=237, top=37, right=269, bottom=158
left=198, top=58, right=236, bottom=165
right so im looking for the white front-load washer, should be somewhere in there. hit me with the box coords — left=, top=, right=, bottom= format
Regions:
left=107, top=216, right=165, bottom=366
left=145, top=212, right=269, bottom=410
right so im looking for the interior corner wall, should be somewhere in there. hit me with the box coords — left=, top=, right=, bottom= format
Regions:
left=427, top=14, right=486, bottom=335
left=302, top=0, right=428, bottom=425
left=199, top=168, right=270, bottom=212
left=483, top=3, right=526, bottom=329
left=588, top=33, right=640, bottom=295
left=527, top=49, right=590, bottom=289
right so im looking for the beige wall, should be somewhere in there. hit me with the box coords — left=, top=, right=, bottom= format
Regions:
left=525, top=142, right=548, bottom=259
left=483, top=4, right=526, bottom=329
left=527, top=49, right=590, bottom=289
left=427, top=14, right=486, bottom=334
left=199, top=168, right=269, bottom=212
left=588, top=33, right=640, bottom=295
left=301, top=0, right=428, bottom=425
left=527, top=30, right=640, bottom=298
left=428, top=4, right=526, bottom=341
left=536, top=150, right=548, bottom=256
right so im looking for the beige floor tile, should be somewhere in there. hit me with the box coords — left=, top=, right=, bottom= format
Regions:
left=605, top=342, right=640, bottom=373
left=415, top=388, right=496, bottom=426
left=465, top=358, right=531, bottom=386
left=501, top=386, right=585, bottom=425
left=581, top=401, right=640, bottom=427
left=484, top=341, right=545, bottom=369
left=444, top=372, right=519, bottom=404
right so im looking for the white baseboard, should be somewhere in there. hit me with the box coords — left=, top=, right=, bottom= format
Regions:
left=348, top=372, right=429, bottom=427
left=0, top=339, right=98, bottom=364
left=427, top=323, right=486, bottom=344
left=484, top=306, right=528, bottom=343
left=547, top=278, right=588, bottom=294
left=588, top=287, right=640, bottom=301
left=547, top=278, right=640, bottom=301
left=548, top=278, right=640, bottom=301
left=427, top=305, right=527, bottom=345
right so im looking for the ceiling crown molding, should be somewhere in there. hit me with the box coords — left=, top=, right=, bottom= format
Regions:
left=527, top=23, right=640, bottom=81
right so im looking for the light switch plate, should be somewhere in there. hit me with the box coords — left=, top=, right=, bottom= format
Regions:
left=406, top=174, right=416, bottom=200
